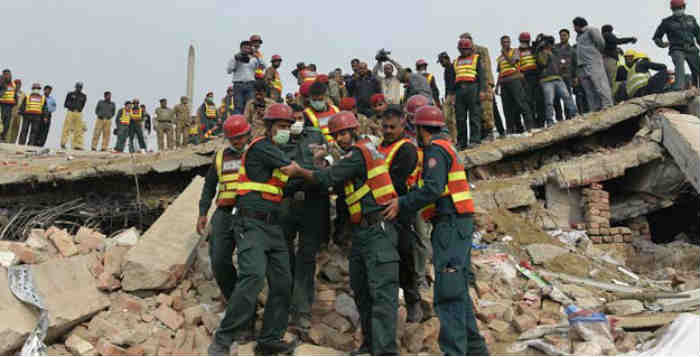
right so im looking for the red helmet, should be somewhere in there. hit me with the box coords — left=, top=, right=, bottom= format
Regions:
left=249, top=34, right=262, bottom=43
left=671, top=0, right=685, bottom=7
left=458, top=39, right=473, bottom=49
left=328, top=111, right=359, bottom=134
left=519, top=32, right=531, bottom=42
left=416, top=59, right=428, bottom=67
left=264, top=103, right=294, bottom=122
left=271, top=54, right=282, bottom=61
left=299, top=81, right=313, bottom=97
left=223, top=115, right=251, bottom=138
left=339, top=97, right=356, bottom=111
left=414, top=106, right=445, bottom=127
left=405, top=95, right=430, bottom=115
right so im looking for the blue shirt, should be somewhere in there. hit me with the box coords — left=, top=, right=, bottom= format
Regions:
left=46, top=95, right=57, bottom=113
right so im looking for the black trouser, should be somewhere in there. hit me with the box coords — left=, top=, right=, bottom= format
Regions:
left=394, top=219, right=421, bottom=307
left=573, top=84, right=589, bottom=114
left=18, top=114, right=42, bottom=146
left=128, top=121, right=147, bottom=152
left=635, top=71, right=671, bottom=98
left=0, top=103, right=12, bottom=141
left=501, top=79, right=533, bottom=134
left=522, top=72, right=544, bottom=128
left=455, top=82, right=482, bottom=148
left=37, top=114, right=51, bottom=147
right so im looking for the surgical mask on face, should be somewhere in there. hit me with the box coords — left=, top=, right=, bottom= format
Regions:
left=311, top=100, right=326, bottom=111
left=272, top=129, right=290, bottom=144
left=290, top=121, right=304, bottom=135
left=673, top=9, right=685, bottom=16
left=31, top=89, right=40, bottom=94
left=206, top=97, right=213, bottom=103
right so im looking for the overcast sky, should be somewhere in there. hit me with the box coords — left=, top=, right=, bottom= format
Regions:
left=1, top=0, right=694, bottom=149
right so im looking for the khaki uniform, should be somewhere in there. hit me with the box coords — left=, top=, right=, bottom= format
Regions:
left=475, top=44, right=495, bottom=137
left=243, top=98, right=276, bottom=137
left=61, top=111, right=85, bottom=149
left=155, top=106, right=176, bottom=151
left=173, top=102, right=191, bottom=147
left=91, top=119, right=111, bottom=151
left=4, top=91, right=24, bottom=143
left=263, top=67, right=282, bottom=102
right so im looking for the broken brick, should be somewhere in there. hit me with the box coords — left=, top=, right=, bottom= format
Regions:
left=48, top=229, right=78, bottom=257
left=154, top=304, right=184, bottom=330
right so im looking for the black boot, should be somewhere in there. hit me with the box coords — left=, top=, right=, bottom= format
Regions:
left=207, top=341, right=230, bottom=356
left=349, top=343, right=370, bottom=356
left=254, top=339, right=297, bottom=356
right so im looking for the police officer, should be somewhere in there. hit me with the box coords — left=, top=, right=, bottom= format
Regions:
left=174, top=96, right=191, bottom=147
left=383, top=106, right=489, bottom=356
left=282, top=111, right=400, bottom=356
left=653, top=0, right=700, bottom=90
left=378, top=104, right=424, bottom=322
left=197, top=115, right=255, bottom=344
left=208, top=103, right=296, bottom=356
left=113, top=101, right=132, bottom=153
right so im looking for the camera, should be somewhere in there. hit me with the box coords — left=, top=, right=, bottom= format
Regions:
left=534, top=34, right=555, bottom=52
left=375, top=48, right=391, bottom=62
left=235, top=53, right=251, bottom=63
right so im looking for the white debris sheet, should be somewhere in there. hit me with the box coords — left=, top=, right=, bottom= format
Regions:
left=629, top=313, right=700, bottom=356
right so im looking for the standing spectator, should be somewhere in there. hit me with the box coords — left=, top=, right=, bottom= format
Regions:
left=537, top=38, right=578, bottom=127
left=91, top=91, right=116, bottom=151
left=327, top=68, right=348, bottom=106
left=346, top=62, right=382, bottom=117
left=574, top=17, right=613, bottom=111
left=18, top=83, right=48, bottom=146
left=227, top=40, right=265, bottom=114
left=601, top=25, right=637, bottom=88
left=155, top=98, right=176, bottom=151
left=554, top=29, right=575, bottom=121
left=264, top=55, right=283, bottom=102
left=570, top=44, right=590, bottom=114
left=61, top=82, right=87, bottom=150
left=653, top=0, right=700, bottom=90
left=173, top=96, right=190, bottom=147
left=37, top=85, right=55, bottom=147
left=384, top=56, right=433, bottom=105
left=0, top=70, right=18, bottom=141
left=372, top=62, right=402, bottom=105
left=5, top=79, right=25, bottom=143
left=415, top=59, right=441, bottom=107
left=496, top=35, right=534, bottom=134
left=437, top=52, right=458, bottom=142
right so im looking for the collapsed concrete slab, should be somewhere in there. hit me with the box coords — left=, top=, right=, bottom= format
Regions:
left=0, top=254, right=110, bottom=354
left=121, top=176, right=206, bottom=291
left=661, top=113, right=700, bottom=193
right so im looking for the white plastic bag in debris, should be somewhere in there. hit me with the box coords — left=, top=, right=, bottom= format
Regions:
left=8, top=265, right=48, bottom=356
left=629, top=313, right=700, bottom=356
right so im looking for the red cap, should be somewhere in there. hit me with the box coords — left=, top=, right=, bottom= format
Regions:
left=370, top=93, right=385, bottom=106
left=223, top=115, right=251, bottom=138
left=339, top=97, right=356, bottom=110
left=414, top=106, right=445, bottom=127
left=264, top=103, right=294, bottom=122
left=416, top=59, right=428, bottom=67
left=519, top=32, right=531, bottom=41
left=317, top=74, right=329, bottom=84
left=271, top=54, right=282, bottom=61
left=299, top=82, right=313, bottom=97
left=328, top=111, right=359, bottom=134
left=671, top=0, right=685, bottom=7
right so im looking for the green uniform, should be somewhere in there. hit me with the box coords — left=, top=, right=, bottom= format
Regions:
left=214, top=138, right=293, bottom=347
left=314, top=144, right=399, bottom=355
left=279, top=126, right=330, bottom=328
left=113, top=108, right=130, bottom=152
left=399, top=134, right=488, bottom=356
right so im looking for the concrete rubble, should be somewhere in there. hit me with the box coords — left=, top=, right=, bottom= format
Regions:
left=0, top=90, right=698, bottom=355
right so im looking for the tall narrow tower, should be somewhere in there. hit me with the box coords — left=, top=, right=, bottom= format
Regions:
left=187, top=44, right=195, bottom=113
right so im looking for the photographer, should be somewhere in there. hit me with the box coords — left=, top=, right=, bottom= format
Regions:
left=536, top=35, right=578, bottom=127
left=227, top=40, right=266, bottom=114
left=372, top=50, right=402, bottom=105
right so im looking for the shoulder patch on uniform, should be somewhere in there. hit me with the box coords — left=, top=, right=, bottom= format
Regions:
left=428, top=157, right=437, bottom=168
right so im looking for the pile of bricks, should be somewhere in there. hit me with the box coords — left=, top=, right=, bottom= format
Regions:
left=624, top=216, right=652, bottom=241
left=578, top=184, right=633, bottom=244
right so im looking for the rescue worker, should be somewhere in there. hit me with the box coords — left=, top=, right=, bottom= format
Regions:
left=0, top=69, right=17, bottom=140
left=653, top=0, right=700, bottom=90
left=199, top=92, right=220, bottom=138
left=303, top=81, right=340, bottom=143
left=154, top=98, right=176, bottom=151
left=279, top=104, right=331, bottom=338
left=382, top=105, right=489, bottom=356
left=198, top=114, right=255, bottom=343
left=496, top=35, right=534, bottom=134
left=460, top=32, right=501, bottom=140
left=281, top=111, right=400, bottom=356
left=174, top=96, right=191, bottom=147
left=438, top=52, right=458, bottom=142
left=516, top=32, right=544, bottom=128
left=209, top=103, right=296, bottom=356
left=128, top=99, right=147, bottom=152
left=265, top=54, right=283, bottom=102
left=113, top=101, right=133, bottom=153
left=378, top=104, right=424, bottom=322
left=416, top=59, right=442, bottom=107
left=612, top=50, right=636, bottom=103
left=626, top=52, right=670, bottom=98
left=18, top=83, right=48, bottom=146
left=220, top=87, right=236, bottom=118
left=364, top=93, right=386, bottom=138
left=92, top=91, right=116, bottom=151
left=61, top=82, right=87, bottom=150
left=244, top=80, right=276, bottom=137
left=4, top=79, right=24, bottom=144
left=453, top=38, right=487, bottom=149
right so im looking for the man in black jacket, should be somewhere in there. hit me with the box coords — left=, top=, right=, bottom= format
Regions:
left=653, top=0, right=700, bottom=90
left=346, top=62, right=381, bottom=117
left=601, top=25, right=637, bottom=88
